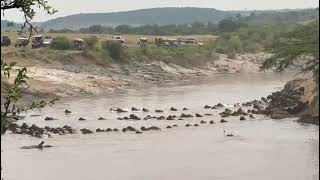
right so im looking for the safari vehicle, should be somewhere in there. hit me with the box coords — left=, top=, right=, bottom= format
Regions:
left=1, top=36, right=11, bottom=46
left=42, top=36, right=53, bottom=47
left=73, top=38, right=85, bottom=50
left=155, top=37, right=164, bottom=46
left=155, top=37, right=172, bottom=46
left=197, top=42, right=204, bottom=46
left=178, top=37, right=196, bottom=45
left=138, top=37, right=148, bottom=47
left=155, top=37, right=181, bottom=47
left=15, top=37, right=29, bottom=47
left=112, top=35, right=125, bottom=44
left=165, top=39, right=180, bottom=47
left=178, top=37, right=203, bottom=46
left=31, top=35, right=44, bottom=48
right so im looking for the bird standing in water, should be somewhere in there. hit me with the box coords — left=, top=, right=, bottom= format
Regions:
left=223, top=128, right=234, bottom=137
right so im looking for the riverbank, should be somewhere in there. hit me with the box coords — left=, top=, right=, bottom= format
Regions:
left=3, top=46, right=317, bottom=125
left=1, top=47, right=270, bottom=98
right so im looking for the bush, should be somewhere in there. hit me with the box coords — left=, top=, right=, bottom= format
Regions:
left=101, top=40, right=123, bottom=60
left=84, top=36, right=98, bottom=49
left=50, top=36, right=71, bottom=50
left=141, top=46, right=148, bottom=55
left=218, top=19, right=238, bottom=33
left=228, top=35, right=242, bottom=53
left=213, top=24, right=296, bottom=55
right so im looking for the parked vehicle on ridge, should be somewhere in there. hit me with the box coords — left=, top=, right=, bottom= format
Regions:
left=15, top=37, right=29, bottom=47
left=1, top=36, right=11, bottom=46
left=43, top=36, right=53, bottom=47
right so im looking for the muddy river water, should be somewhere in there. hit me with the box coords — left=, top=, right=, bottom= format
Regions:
left=1, top=73, right=319, bottom=180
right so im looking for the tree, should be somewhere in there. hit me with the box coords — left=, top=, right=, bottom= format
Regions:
left=115, top=25, right=132, bottom=34
left=236, top=13, right=242, bottom=19
left=6, top=21, right=14, bottom=27
left=261, top=21, right=319, bottom=78
left=228, top=35, right=242, bottom=53
left=1, top=1, right=58, bottom=133
left=191, top=21, right=205, bottom=28
left=1, top=61, right=57, bottom=135
left=101, top=40, right=123, bottom=60
left=1, top=0, right=57, bottom=36
left=1, top=1, right=58, bottom=178
left=50, top=36, right=72, bottom=50
left=218, top=19, right=238, bottom=33
left=261, top=21, right=319, bottom=119
left=84, top=36, right=98, bottom=49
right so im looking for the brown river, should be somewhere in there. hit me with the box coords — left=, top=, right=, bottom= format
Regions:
left=1, top=73, right=319, bottom=180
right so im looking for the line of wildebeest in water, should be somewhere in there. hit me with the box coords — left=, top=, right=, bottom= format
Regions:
left=7, top=98, right=273, bottom=139
left=8, top=85, right=306, bottom=149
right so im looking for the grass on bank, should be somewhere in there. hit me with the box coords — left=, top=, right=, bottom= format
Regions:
left=1, top=41, right=217, bottom=68
left=1, top=23, right=300, bottom=68
left=1, top=32, right=218, bottom=68
left=1, top=31, right=216, bottom=46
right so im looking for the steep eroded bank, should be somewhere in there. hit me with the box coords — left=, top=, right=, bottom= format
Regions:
left=1, top=47, right=270, bottom=98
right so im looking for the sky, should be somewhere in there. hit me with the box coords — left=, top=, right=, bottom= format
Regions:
left=1, top=0, right=319, bottom=22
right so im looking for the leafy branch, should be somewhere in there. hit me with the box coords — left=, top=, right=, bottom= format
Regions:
left=1, top=60, right=58, bottom=135
left=1, top=0, right=57, bottom=37
left=261, top=21, right=319, bottom=78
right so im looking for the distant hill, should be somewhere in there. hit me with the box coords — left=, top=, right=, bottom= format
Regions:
left=1, top=7, right=319, bottom=31
left=235, top=8, right=319, bottom=25
left=40, top=7, right=234, bottom=30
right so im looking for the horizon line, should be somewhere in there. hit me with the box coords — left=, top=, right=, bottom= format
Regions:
left=1, top=6, right=318, bottom=23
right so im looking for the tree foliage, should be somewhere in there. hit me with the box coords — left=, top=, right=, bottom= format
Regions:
left=1, top=0, right=58, bottom=135
left=1, top=0, right=57, bottom=36
left=65, top=22, right=220, bottom=35
left=213, top=24, right=295, bottom=55
left=84, top=36, right=98, bottom=49
left=69, top=19, right=247, bottom=35
left=50, top=36, right=72, bottom=50
left=218, top=19, right=238, bottom=32
left=261, top=21, right=319, bottom=78
left=1, top=61, right=58, bottom=135
left=261, top=21, right=319, bottom=120
left=101, top=40, right=123, bottom=60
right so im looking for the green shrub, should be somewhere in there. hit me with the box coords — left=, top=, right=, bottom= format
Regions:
left=141, top=46, right=148, bottom=55
left=84, top=36, right=98, bottom=49
left=101, top=40, right=123, bottom=60
left=213, top=24, right=295, bottom=55
left=228, top=35, right=242, bottom=53
left=50, top=36, right=71, bottom=50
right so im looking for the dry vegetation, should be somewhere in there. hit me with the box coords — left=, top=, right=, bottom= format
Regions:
left=2, top=31, right=217, bottom=46
left=1, top=32, right=218, bottom=68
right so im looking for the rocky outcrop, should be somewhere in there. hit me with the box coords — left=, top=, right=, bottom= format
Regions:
left=264, top=78, right=319, bottom=125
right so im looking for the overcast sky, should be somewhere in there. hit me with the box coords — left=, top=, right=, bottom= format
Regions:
left=1, top=0, right=319, bottom=22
